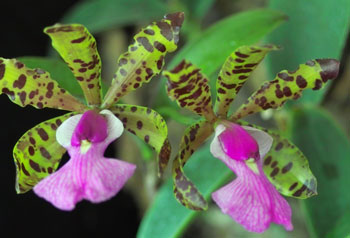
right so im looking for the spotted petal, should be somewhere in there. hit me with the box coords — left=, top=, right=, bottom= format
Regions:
left=172, top=119, right=214, bottom=210
left=214, top=45, right=279, bottom=117
left=164, top=60, right=216, bottom=122
left=13, top=113, right=76, bottom=193
left=110, top=104, right=171, bottom=176
left=0, top=58, right=87, bottom=111
left=239, top=121, right=317, bottom=199
left=102, top=12, right=184, bottom=108
left=233, top=59, right=340, bottom=120
left=45, top=24, right=102, bottom=106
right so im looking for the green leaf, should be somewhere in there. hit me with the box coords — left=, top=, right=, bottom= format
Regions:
left=0, top=58, right=87, bottom=112
left=172, top=119, right=214, bottom=210
left=232, top=59, right=339, bottom=120
left=18, top=56, right=84, bottom=100
left=110, top=104, right=170, bottom=176
left=267, top=0, right=350, bottom=104
left=13, top=113, right=75, bottom=193
left=289, top=106, right=350, bottom=238
left=102, top=12, right=184, bottom=108
left=179, top=0, right=215, bottom=19
left=45, top=24, right=103, bottom=106
left=61, top=0, right=167, bottom=34
left=214, top=44, right=279, bottom=117
left=137, top=144, right=231, bottom=238
left=154, top=8, right=287, bottom=108
left=164, top=60, right=216, bottom=122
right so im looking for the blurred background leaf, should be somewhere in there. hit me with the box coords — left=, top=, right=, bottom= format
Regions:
left=137, top=144, right=231, bottom=238
left=266, top=0, right=350, bottom=104
left=289, top=105, right=350, bottom=238
left=61, top=0, right=167, bottom=34
left=154, top=8, right=288, bottom=109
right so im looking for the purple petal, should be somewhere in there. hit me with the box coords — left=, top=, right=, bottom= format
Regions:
left=34, top=109, right=135, bottom=210
left=210, top=124, right=293, bottom=232
left=33, top=148, right=136, bottom=210
left=217, top=123, right=259, bottom=161
left=71, top=110, right=108, bottom=146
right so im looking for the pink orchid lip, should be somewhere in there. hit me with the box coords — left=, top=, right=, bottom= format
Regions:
left=71, top=110, right=108, bottom=146
left=33, top=109, right=136, bottom=211
left=217, top=122, right=260, bottom=161
left=210, top=123, right=293, bottom=232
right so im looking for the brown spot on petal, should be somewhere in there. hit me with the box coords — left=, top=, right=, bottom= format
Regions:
left=29, top=160, right=41, bottom=172
left=282, top=162, right=293, bottom=174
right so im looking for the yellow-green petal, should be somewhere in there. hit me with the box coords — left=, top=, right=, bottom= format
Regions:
left=45, top=24, right=102, bottom=107
left=164, top=60, right=216, bottom=122
left=13, top=113, right=76, bottom=193
left=238, top=121, right=317, bottom=199
left=214, top=45, right=279, bottom=117
left=172, top=119, right=214, bottom=210
left=232, top=59, right=339, bottom=120
left=110, top=104, right=171, bottom=176
left=102, top=12, right=184, bottom=108
left=0, top=58, right=87, bottom=112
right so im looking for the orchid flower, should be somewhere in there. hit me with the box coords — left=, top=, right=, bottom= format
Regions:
left=0, top=12, right=184, bottom=210
left=163, top=45, right=339, bottom=232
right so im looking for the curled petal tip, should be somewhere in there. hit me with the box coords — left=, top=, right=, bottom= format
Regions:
left=315, top=58, right=340, bottom=81
left=165, top=12, right=185, bottom=27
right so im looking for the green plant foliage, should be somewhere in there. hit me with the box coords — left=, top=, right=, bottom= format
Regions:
left=137, top=144, right=231, bottom=238
left=289, top=106, right=350, bottom=238
left=61, top=0, right=167, bottom=34
left=155, top=8, right=287, bottom=108
left=267, top=0, right=350, bottom=104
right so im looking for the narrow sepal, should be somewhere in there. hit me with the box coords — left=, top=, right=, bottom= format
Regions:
left=44, top=24, right=102, bottom=106
left=172, top=119, right=214, bottom=210
left=102, top=12, right=184, bottom=108
left=110, top=104, right=171, bottom=176
left=0, top=58, right=87, bottom=112
left=13, top=113, right=76, bottom=193
left=233, top=59, right=340, bottom=119
left=164, top=60, right=216, bottom=122
left=215, top=45, right=279, bottom=117
left=239, top=121, right=317, bottom=199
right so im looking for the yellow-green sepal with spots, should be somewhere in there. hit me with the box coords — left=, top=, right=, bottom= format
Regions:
left=102, top=12, right=184, bottom=108
left=13, top=113, right=76, bottom=193
left=172, top=119, right=214, bottom=210
left=238, top=121, right=317, bottom=199
left=214, top=45, right=279, bottom=117
left=164, top=60, right=216, bottom=123
left=110, top=104, right=171, bottom=176
left=44, top=24, right=102, bottom=107
left=0, top=58, right=87, bottom=112
left=233, top=59, right=340, bottom=120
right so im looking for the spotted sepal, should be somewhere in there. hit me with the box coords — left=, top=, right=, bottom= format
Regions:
left=238, top=121, right=317, bottom=199
left=172, top=119, right=214, bottom=210
left=110, top=104, right=171, bottom=176
left=214, top=45, right=279, bottom=117
left=0, top=58, right=87, bottom=112
left=44, top=24, right=102, bottom=107
left=13, top=113, right=76, bottom=193
left=164, top=60, right=216, bottom=122
left=233, top=59, right=340, bottom=120
left=102, top=12, right=185, bottom=108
